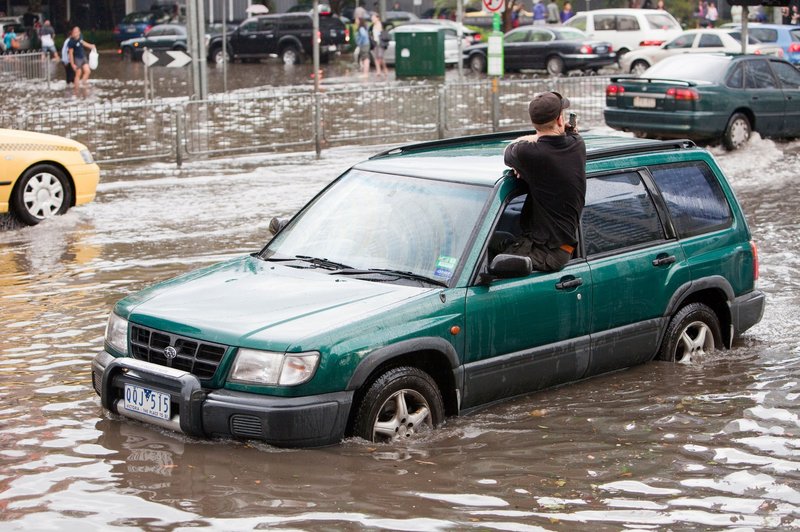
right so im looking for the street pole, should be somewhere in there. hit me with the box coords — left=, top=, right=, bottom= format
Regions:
left=456, top=0, right=463, bottom=79
left=313, top=0, right=321, bottom=158
left=741, top=6, right=749, bottom=55
left=187, top=0, right=209, bottom=100
left=222, top=0, right=228, bottom=93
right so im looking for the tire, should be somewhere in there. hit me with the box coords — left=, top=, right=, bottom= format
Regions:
left=11, top=164, right=72, bottom=226
left=617, top=47, right=630, bottom=58
left=209, top=45, right=228, bottom=64
left=469, top=53, right=486, bottom=74
left=353, top=366, right=444, bottom=443
left=723, top=112, right=751, bottom=151
left=546, top=55, right=565, bottom=76
left=657, top=303, right=722, bottom=364
left=631, top=59, right=649, bottom=76
left=281, top=46, right=300, bottom=65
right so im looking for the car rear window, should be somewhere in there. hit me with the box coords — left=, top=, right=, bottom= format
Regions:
left=645, top=13, right=680, bottom=30
left=649, top=162, right=732, bottom=238
left=749, top=28, right=778, bottom=43
left=645, top=54, right=731, bottom=82
left=581, top=172, right=665, bottom=256
left=791, top=29, right=800, bottom=42
left=123, top=13, right=153, bottom=24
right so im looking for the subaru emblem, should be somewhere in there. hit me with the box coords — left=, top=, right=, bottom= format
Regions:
left=164, top=346, right=177, bottom=360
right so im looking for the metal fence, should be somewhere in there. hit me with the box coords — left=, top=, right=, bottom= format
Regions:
left=0, top=51, right=51, bottom=85
left=5, top=74, right=612, bottom=166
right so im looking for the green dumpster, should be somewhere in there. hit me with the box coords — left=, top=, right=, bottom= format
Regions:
left=394, top=26, right=445, bottom=78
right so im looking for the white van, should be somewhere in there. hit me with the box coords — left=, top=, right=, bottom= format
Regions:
left=564, top=8, right=682, bottom=56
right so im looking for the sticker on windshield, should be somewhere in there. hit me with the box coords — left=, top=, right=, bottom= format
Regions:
left=434, top=256, right=458, bottom=280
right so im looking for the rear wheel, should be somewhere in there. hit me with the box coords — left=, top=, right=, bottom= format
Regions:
left=11, top=164, right=72, bottom=226
left=353, top=366, right=444, bottom=443
left=657, top=303, right=722, bottom=364
left=281, top=46, right=300, bottom=65
left=631, top=59, right=649, bottom=76
left=209, top=45, right=229, bottom=64
left=723, top=112, right=751, bottom=151
left=546, top=55, right=565, bottom=76
left=469, top=53, right=486, bottom=74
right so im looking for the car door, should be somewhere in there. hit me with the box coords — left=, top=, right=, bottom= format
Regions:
left=582, top=170, right=689, bottom=376
left=502, top=28, right=531, bottom=70
left=461, top=193, right=592, bottom=410
left=769, top=59, right=800, bottom=136
left=525, top=28, right=556, bottom=70
left=231, top=18, right=259, bottom=55
left=743, top=57, right=785, bottom=136
left=149, top=26, right=174, bottom=52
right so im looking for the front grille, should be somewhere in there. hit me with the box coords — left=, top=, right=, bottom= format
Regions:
left=130, top=324, right=228, bottom=380
left=230, top=414, right=264, bottom=439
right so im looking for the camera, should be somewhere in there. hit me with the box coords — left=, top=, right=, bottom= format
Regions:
left=567, top=112, right=577, bottom=131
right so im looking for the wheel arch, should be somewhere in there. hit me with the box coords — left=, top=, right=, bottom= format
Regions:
left=663, top=276, right=735, bottom=349
left=729, top=107, right=755, bottom=131
left=345, top=338, right=461, bottom=428
left=278, top=36, right=303, bottom=55
left=10, top=160, right=76, bottom=208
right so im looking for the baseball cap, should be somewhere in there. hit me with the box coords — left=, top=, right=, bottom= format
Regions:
left=528, top=91, right=570, bottom=125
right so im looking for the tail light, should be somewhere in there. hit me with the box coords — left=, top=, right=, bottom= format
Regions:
left=113, top=27, right=120, bottom=35
left=639, top=40, right=664, bottom=46
left=317, top=30, right=322, bottom=44
left=580, top=44, right=593, bottom=54
left=750, top=241, right=759, bottom=282
left=606, top=84, right=625, bottom=96
left=473, top=33, right=482, bottom=42
left=344, top=27, right=350, bottom=43
left=666, top=87, right=699, bottom=101
left=789, top=43, right=800, bottom=53
left=144, top=24, right=152, bottom=34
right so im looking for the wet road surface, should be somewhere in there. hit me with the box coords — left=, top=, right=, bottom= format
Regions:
left=1, top=134, right=800, bottom=529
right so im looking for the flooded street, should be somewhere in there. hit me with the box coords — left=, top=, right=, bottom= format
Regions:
left=1, top=131, right=800, bottom=530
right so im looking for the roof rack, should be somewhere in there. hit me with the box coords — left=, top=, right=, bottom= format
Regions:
left=370, top=131, right=697, bottom=161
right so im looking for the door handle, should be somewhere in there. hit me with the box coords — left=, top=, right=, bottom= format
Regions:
left=555, top=277, right=583, bottom=290
left=652, top=254, right=676, bottom=267
left=751, top=96, right=759, bottom=101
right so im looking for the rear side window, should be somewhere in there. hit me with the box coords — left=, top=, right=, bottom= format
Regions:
left=649, top=163, right=732, bottom=238
left=749, top=28, right=778, bottom=43
left=595, top=15, right=616, bottom=31
left=581, top=172, right=665, bottom=256
left=699, top=34, right=723, bottom=47
left=616, top=15, right=640, bottom=31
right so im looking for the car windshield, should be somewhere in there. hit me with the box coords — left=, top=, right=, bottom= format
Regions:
left=557, top=28, right=586, bottom=40
left=262, top=169, right=491, bottom=284
left=645, top=54, right=731, bottom=82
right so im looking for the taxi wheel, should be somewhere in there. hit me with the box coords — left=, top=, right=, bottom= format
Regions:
left=353, top=366, right=444, bottom=443
left=11, top=164, right=73, bottom=226
left=723, top=113, right=751, bottom=151
left=657, top=303, right=722, bottom=364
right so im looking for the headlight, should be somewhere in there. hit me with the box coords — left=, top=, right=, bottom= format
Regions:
left=80, top=149, right=94, bottom=164
left=229, top=349, right=319, bottom=386
left=104, top=313, right=128, bottom=355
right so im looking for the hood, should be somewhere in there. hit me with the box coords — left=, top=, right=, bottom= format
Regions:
left=0, top=128, right=87, bottom=151
left=119, top=255, right=431, bottom=351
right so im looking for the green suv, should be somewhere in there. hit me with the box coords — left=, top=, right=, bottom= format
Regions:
left=92, top=133, right=765, bottom=447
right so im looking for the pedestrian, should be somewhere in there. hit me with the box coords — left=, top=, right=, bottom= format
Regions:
left=355, top=17, right=370, bottom=78
left=61, top=36, right=74, bottom=84
left=560, top=2, right=574, bottom=23
left=354, top=1, right=368, bottom=23
left=66, top=26, right=96, bottom=88
left=502, top=91, right=586, bottom=272
left=533, top=0, right=547, bottom=26
left=792, top=5, right=799, bottom=25
left=371, top=13, right=388, bottom=78
left=3, top=25, right=19, bottom=52
left=511, top=4, right=522, bottom=28
left=546, top=0, right=560, bottom=24
left=39, top=19, right=57, bottom=60
left=706, top=2, right=718, bottom=27
left=730, top=4, right=742, bottom=23
left=656, top=0, right=665, bottom=9
left=695, top=0, right=707, bottom=28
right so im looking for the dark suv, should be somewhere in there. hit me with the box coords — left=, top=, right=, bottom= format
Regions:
left=92, top=133, right=764, bottom=447
left=209, top=13, right=348, bottom=65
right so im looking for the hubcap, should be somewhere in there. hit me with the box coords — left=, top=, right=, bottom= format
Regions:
left=372, top=389, right=432, bottom=442
left=674, top=320, right=715, bottom=364
left=283, top=50, right=296, bottom=65
left=632, top=62, right=647, bottom=76
left=730, top=119, right=750, bottom=148
left=548, top=59, right=562, bottom=75
left=23, top=172, right=63, bottom=219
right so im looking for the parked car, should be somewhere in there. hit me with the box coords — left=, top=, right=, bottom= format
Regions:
left=564, top=8, right=681, bottom=57
left=119, top=23, right=187, bottom=60
left=383, top=10, right=419, bottom=25
left=0, top=129, right=99, bottom=225
left=209, top=13, right=348, bottom=65
left=721, top=23, right=800, bottom=65
left=464, top=26, right=615, bottom=75
left=384, top=24, right=464, bottom=66
left=620, top=28, right=785, bottom=75
left=92, top=132, right=764, bottom=447
left=605, top=53, right=800, bottom=150
left=114, top=10, right=172, bottom=44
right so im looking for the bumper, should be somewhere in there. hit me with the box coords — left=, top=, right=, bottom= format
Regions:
left=92, top=351, right=353, bottom=447
left=604, top=108, right=723, bottom=139
left=73, top=163, right=100, bottom=206
left=563, top=53, right=617, bottom=71
left=731, top=289, right=765, bottom=337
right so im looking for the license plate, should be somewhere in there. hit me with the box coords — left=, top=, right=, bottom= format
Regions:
left=596, top=46, right=607, bottom=53
left=327, top=44, right=337, bottom=52
left=126, top=25, right=136, bottom=32
left=124, top=384, right=171, bottom=420
left=633, top=96, right=656, bottom=108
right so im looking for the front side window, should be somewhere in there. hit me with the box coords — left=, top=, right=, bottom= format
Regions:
left=649, top=162, right=732, bottom=238
left=264, top=170, right=491, bottom=283
left=772, top=60, right=800, bottom=89
left=581, top=172, right=665, bottom=256
left=666, top=33, right=696, bottom=49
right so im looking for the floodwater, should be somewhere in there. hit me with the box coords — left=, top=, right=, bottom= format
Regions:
left=1, top=132, right=800, bottom=530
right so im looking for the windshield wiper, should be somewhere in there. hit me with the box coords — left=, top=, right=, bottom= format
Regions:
left=333, top=268, right=448, bottom=287
left=294, top=255, right=353, bottom=270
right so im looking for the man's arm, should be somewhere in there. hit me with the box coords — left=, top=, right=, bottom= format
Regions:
left=503, top=136, right=538, bottom=178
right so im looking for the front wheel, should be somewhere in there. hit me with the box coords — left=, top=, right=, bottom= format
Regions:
left=11, top=164, right=72, bottom=225
left=469, top=53, right=486, bottom=74
left=657, top=303, right=722, bottom=364
left=281, top=46, right=300, bottom=65
left=631, top=59, right=649, bottom=76
left=353, top=366, right=444, bottom=443
left=546, top=55, right=565, bottom=76
left=723, top=112, right=751, bottom=151
left=209, top=45, right=229, bottom=64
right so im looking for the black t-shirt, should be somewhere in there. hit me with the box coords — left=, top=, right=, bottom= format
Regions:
left=503, top=132, right=586, bottom=248
left=67, top=37, right=85, bottom=60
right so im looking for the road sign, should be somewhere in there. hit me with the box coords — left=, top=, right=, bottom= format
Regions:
left=482, top=0, right=504, bottom=13
left=142, top=49, right=193, bottom=68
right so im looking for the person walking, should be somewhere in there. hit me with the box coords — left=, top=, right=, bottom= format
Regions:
left=39, top=20, right=57, bottom=60
left=533, top=0, right=547, bottom=26
left=371, top=13, right=388, bottom=78
left=60, top=35, right=74, bottom=84
left=3, top=26, right=19, bottom=52
left=560, top=2, right=574, bottom=23
left=706, top=2, right=718, bottom=28
left=546, top=0, right=560, bottom=24
left=355, top=17, right=371, bottom=78
left=66, top=26, right=96, bottom=88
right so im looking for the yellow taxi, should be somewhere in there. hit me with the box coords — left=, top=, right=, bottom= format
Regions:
left=0, top=129, right=100, bottom=225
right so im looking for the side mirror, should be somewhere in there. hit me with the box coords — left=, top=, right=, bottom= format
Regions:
left=486, top=253, right=533, bottom=280
left=269, top=217, right=288, bottom=235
